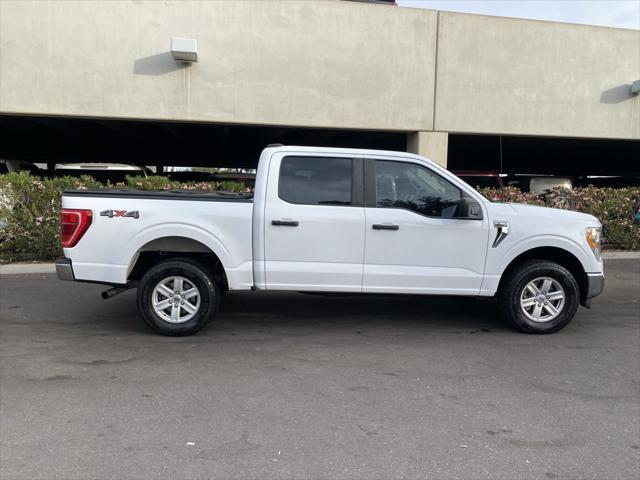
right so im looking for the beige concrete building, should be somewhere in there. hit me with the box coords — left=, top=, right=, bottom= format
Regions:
left=1, top=0, right=638, bottom=173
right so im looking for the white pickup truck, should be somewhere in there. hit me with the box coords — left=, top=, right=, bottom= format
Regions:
left=56, top=146, right=604, bottom=336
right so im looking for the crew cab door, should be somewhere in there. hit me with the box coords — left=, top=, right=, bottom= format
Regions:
left=362, top=156, right=489, bottom=295
left=262, top=152, right=365, bottom=291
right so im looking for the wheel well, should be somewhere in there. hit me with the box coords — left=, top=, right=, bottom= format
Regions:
left=498, top=247, right=588, bottom=302
left=128, top=237, right=228, bottom=292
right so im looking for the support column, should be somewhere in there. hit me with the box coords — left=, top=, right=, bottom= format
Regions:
left=406, top=131, right=449, bottom=169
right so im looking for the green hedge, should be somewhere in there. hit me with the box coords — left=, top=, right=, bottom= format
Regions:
left=478, top=186, right=640, bottom=250
left=0, top=172, right=247, bottom=262
left=0, top=172, right=638, bottom=263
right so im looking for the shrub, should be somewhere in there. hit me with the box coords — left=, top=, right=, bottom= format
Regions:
left=479, top=186, right=640, bottom=250
left=124, top=176, right=250, bottom=192
left=0, top=172, right=104, bottom=262
left=0, top=172, right=637, bottom=263
left=477, top=186, right=545, bottom=206
left=0, top=172, right=246, bottom=262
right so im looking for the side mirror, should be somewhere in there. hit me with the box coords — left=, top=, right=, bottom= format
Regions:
left=456, top=197, right=483, bottom=220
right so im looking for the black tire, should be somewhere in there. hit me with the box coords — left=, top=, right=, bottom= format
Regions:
left=136, top=258, right=219, bottom=336
left=498, top=259, right=580, bottom=334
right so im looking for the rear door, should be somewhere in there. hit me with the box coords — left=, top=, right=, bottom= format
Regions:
left=263, top=152, right=365, bottom=291
left=362, top=156, right=489, bottom=295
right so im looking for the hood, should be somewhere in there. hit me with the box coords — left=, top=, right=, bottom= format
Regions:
left=507, top=203, right=600, bottom=225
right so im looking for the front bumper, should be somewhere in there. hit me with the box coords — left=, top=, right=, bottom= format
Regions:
left=55, top=257, right=75, bottom=281
left=586, top=273, right=605, bottom=299
left=581, top=272, right=605, bottom=308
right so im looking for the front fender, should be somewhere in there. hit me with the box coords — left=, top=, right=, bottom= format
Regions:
left=480, top=234, right=599, bottom=296
left=496, top=234, right=593, bottom=275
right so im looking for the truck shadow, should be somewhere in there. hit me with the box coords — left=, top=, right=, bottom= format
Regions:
left=74, top=289, right=508, bottom=336
left=3, top=277, right=509, bottom=336
left=210, top=291, right=509, bottom=335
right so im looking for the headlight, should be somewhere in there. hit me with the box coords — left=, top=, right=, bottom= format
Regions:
left=586, top=227, right=602, bottom=261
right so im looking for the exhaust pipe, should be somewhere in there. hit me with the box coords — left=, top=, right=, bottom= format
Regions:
left=101, top=286, right=128, bottom=300
left=101, top=281, right=138, bottom=300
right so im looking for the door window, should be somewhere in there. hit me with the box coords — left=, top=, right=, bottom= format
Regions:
left=374, top=160, right=462, bottom=218
left=279, top=157, right=352, bottom=206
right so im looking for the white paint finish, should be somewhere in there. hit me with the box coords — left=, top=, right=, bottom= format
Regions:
left=225, top=261, right=254, bottom=291
left=264, top=261, right=363, bottom=293
left=435, top=12, right=640, bottom=139
left=363, top=208, right=489, bottom=294
left=61, top=195, right=253, bottom=286
left=251, top=147, right=275, bottom=290
left=71, top=262, right=128, bottom=285
left=261, top=151, right=365, bottom=291
left=361, top=153, right=489, bottom=294
left=0, top=0, right=436, bottom=131
left=60, top=146, right=605, bottom=300
left=479, top=201, right=603, bottom=295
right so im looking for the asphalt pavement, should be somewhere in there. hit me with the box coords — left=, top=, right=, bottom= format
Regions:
left=1, top=260, right=638, bottom=480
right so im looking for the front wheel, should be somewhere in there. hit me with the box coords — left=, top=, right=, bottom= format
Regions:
left=136, top=258, right=219, bottom=336
left=498, top=260, right=580, bottom=334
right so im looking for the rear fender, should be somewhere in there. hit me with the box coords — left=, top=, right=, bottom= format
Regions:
left=125, top=223, right=232, bottom=276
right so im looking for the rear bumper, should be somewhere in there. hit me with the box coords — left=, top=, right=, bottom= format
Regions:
left=55, top=257, right=75, bottom=281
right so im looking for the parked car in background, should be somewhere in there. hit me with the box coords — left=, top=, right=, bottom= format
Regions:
left=505, top=174, right=573, bottom=194
left=451, top=171, right=504, bottom=190
left=1, top=160, right=44, bottom=175
left=55, top=163, right=151, bottom=174
left=574, top=176, right=640, bottom=188
left=56, top=145, right=604, bottom=336
left=55, top=163, right=151, bottom=183
left=529, top=176, right=573, bottom=195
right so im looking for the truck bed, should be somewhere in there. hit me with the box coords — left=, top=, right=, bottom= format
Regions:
left=61, top=188, right=254, bottom=287
left=63, top=189, right=254, bottom=202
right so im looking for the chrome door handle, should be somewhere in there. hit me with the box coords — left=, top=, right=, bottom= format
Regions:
left=272, top=220, right=299, bottom=227
left=372, top=224, right=399, bottom=231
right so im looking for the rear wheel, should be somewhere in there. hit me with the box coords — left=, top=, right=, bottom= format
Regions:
left=498, top=259, right=580, bottom=334
left=136, top=258, right=219, bottom=336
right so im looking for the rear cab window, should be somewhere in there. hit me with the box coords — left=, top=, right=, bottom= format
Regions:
left=278, top=157, right=353, bottom=206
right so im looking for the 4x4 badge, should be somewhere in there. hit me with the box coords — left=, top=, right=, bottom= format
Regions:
left=100, top=210, right=139, bottom=219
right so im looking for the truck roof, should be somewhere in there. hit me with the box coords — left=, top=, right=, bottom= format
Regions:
left=264, top=145, right=430, bottom=163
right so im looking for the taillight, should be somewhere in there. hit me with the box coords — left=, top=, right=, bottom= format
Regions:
left=60, top=209, right=92, bottom=248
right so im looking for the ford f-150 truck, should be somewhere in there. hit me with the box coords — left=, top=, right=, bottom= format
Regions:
left=56, top=146, right=604, bottom=336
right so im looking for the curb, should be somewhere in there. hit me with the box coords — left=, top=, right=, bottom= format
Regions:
left=1, top=252, right=639, bottom=275
left=602, top=251, right=640, bottom=260
left=0, top=263, right=56, bottom=275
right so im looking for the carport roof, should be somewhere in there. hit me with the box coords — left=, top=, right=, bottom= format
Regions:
left=0, top=115, right=407, bottom=169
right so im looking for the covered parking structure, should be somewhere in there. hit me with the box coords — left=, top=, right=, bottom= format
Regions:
left=1, top=114, right=637, bottom=179
left=0, top=114, right=407, bottom=172
left=1, top=1, right=639, bottom=177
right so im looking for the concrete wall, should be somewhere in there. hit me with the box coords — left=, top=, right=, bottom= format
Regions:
left=0, top=0, right=436, bottom=131
left=435, top=12, right=640, bottom=140
left=1, top=1, right=639, bottom=140
left=407, top=131, right=448, bottom=167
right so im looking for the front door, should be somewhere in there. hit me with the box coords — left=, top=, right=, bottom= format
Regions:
left=362, top=157, right=489, bottom=295
left=263, top=153, right=365, bottom=292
